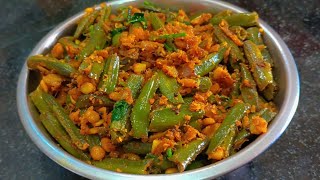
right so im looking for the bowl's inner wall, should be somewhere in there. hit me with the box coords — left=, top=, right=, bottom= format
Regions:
left=23, top=0, right=293, bottom=178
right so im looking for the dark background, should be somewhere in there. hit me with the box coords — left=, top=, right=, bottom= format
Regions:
left=1, top=0, right=319, bottom=179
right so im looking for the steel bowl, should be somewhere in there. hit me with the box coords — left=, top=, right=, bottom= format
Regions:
left=16, top=0, right=300, bottom=179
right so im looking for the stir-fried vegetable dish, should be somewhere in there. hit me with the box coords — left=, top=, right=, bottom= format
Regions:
left=27, top=1, right=278, bottom=174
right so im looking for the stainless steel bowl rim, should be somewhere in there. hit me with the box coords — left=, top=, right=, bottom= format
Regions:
left=17, top=0, right=300, bottom=179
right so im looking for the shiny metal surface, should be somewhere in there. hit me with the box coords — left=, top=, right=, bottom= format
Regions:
left=16, top=0, right=300, bottom=179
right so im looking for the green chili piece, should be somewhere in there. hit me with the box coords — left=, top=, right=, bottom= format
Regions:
left=131, top=73, right=159, bottom=138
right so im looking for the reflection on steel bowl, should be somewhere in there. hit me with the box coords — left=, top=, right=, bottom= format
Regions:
left=17, top=0, right=299, bottom=179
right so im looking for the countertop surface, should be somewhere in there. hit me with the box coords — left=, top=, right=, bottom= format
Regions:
left=0, top=0, right=319, bottom=179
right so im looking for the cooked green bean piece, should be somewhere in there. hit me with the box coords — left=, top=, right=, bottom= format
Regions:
left=240, top=63, right=259, bottom=108
left=75, top=94, right=114, bottom=109
left=98, top=54, right=120, bottom=94
left=211, top=12, right=258, bottom=27
left=29, top=88, right=51, bottom=113
left=31, top=89, right=89, bottom=159
left=89, top=61, right=105, bottom=81
left=92, top=158, right=153, bottom=174
left=243, top=40, right=273, bottom=91
left=246, top=27, right=274, bottom=66
left=230, top=70, right=241, bottom=97
left=185, top=159, right=208, bottom=171
left=99, top=5, right=111, bottom=24
left=214, top=27, right=244, bottom=68
left=27, top=55, right=76, bottom=77
left=220, top=126, right=236, bottom=158
left=189, top=119, right=203, bottom=131
left=206, top=103, right=250, bottom=155
left=169, top=138, right=209, bottom=172
left=158, top=71, right=184, bottom=104
left=149, top=12, right=164, bottom=30
left=41, top=91, right=89, bottom=150
left=143, top=0, right=162, bottom=12
left=145, top=154, right=176, bottom=171
left=149, top=97, right=204, bottom=132
left=210, top=10, right=232, bottom=24
left=198, top=77, right=212, bottom=92
left=164, top=38, right=177, bottom=52
left=229, top=26, right=248, bottom=41
left=113, top=8, right=130, bottom=22
left=77, top=23, right=107, bottom=62
left=40, top=113, right=90, bottom=160
left=131, top=73, right=159, bottom=138
left=246, top=27, right=263, bottom=44
left=123, top=141, right=152, bottom=155
left=58, top=36, right=80, bottom=49
left=126, top=74, right=144, bottom=99
left=260, top=108, right=277, bottom=123
left=74, top=10, right=99, bottom=39
left=234, top=107, right=276, bottom=149
left=262, top=81, right=277, bottom=101
left=194, top=46, right=227, bottom=76
left=233, top=128, right=250, bottom=150
left=112, top=33, right=121, bottom=47
left=85, top=134, right=101, bottom=148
